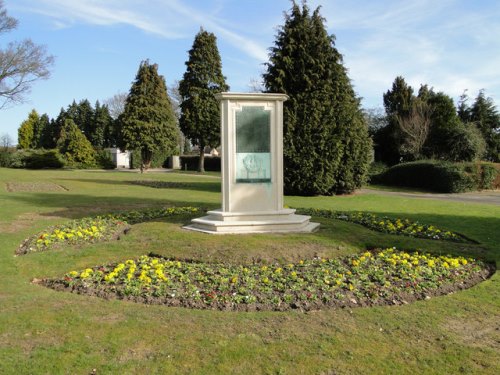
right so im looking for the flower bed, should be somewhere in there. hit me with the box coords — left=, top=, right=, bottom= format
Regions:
left=17, top=206, right=202, bottom=255
left=16, top=217, right=130, bottom=255
left=40, top=248, right=491, bottom=311
left=299, top=208, right=474, bottom=243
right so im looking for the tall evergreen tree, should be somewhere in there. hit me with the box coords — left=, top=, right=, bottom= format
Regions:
left=263, top=2, right=371, bottom=195
left=469, top=91, right=500, bottom=161
left=75, top=99, right=94, bottom=140
left=91, top=100, right=111, bottom=148
left=17, top=109, right=38, bottom=149
left=179, top=28, right=229, bottom=172
left=118, top=60, right=177, bottom=171
left=378, top=76, right=415, bottom=164
left=32, top=112, right=50, bottom=148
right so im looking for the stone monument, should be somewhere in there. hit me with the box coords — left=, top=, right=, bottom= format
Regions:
left=185, top=92, right=319, bottom=234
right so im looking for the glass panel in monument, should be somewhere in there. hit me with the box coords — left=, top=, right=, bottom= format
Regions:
left=235, top=106, right=271, bottom=183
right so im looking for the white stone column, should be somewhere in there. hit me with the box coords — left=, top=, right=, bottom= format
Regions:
left=185, top=92, right=319, bottom=234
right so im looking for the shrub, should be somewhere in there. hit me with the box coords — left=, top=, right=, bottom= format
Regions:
left=95, top=149, right=116, bottom=169
left=0, top=149, right=13, bottom=167
left=180, top=155, right=220, bottom=171
left=24, top=149, right=66, bottom=169
left=373, top=160, right=498, bottom=193
left=368, top=162, right=388, bottom=181
left=129, top=149, right=171, bottom=169
left=57, top=119, right=97, bottom=168
left=7, top=150, right=28, bottom=168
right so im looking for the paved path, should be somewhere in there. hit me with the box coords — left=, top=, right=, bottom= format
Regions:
left=359, top=188, right=500, bottom=206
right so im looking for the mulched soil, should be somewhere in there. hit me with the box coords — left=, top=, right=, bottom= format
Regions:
left=5, top=182, right=68, bottom=192
left=36, top=261, right=495, bottom=312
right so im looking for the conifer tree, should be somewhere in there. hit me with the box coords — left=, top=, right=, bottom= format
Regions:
left=179, top=28, right=229, bottom=172
left=57, top=118, right=96, bottom=167
left=378, top=76, right=415, bottom=164
left=469, top=91, right=500, bottom=161
left=119, top=60, right=177, bottom=171
left=17, top=109, right=38, bottom=149
left=32, top=112, right=49, bottom=149
left=91, top=100, right=111, bottom=148
left=263, top=2, right=371, bottom=195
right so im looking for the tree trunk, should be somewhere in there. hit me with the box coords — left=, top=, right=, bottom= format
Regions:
left=141, top=149, right=153, bottom=173
left=198, top=145, right=205, bottom=173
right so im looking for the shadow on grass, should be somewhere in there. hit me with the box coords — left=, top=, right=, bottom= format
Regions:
left=7, top=192, right=500, bottom=265
left=6, top=192, right=217, bottom=220
left=58, top=178, right=221, bottom=193
left=307, top=211, right=500, bottom=264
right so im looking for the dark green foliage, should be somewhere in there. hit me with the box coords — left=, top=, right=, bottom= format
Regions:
left=129, top=149, right=170, bottom=169
left=180, top=155, right=220, bottom=171
left=119, top=60, right=178, bottom=171
left=368, top=162, right=388, bottom=181
left=23, top=149, right=66, bottom=169
left=377, top=77, right=414, bottom=164
left=377, top=78, right=489, bottom=164
left=373, top=160, right=498, bottom=193
left=436, top=122, right=486, bottom=162
left=57, top=119, right=96, bottom=168
left=33, top=113, right=50, bottom=149
left=89, top=101, right=111, bottom=148
left=5, top=149, right=65, bottom=169
left=179, top=28, right=229, bottom=172
left=468, top=91, right=500, bottom=162
left=95, top=149, right=116, bottom=169
left=263, top=2, right=371, bottom=195
left=74, top=99, right=93, bottom=137
left=0, top=148, right=13, bottom=166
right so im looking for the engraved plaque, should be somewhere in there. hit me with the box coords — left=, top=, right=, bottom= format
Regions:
left=235, top=106, right=271, bottom=183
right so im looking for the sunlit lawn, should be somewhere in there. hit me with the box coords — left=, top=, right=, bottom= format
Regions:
left=0, top=168, right=498, bottom=374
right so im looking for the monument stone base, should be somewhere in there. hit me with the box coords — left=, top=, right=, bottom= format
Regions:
left=184, top=208, right=320, bottom=234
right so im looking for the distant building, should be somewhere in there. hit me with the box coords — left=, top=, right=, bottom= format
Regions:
left=104, top=148, right=131, bottom=168
left=191, top=145, right=220, bottom=156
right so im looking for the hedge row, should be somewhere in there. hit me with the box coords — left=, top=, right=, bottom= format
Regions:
left=372, top=160, right=499, bottom=193
left=179, top=156, right=221, bottom=171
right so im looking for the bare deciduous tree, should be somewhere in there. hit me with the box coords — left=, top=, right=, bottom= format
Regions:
left=0, top=1, right=54, bottom=109
left=0, top=132, right=13, bottom=149
left=396, top=99, right=432, bottom=160
left=104, top=91, right=127, bottom=119
left=247, top=77, right=264, bottom=93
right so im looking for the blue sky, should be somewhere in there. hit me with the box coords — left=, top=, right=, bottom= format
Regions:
left=2, top=0, right=500, bottom=144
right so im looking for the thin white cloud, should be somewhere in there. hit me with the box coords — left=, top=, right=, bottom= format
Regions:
left=315, top=0, right=500, bottom=107
left=17, top=0, right=268, bottom=61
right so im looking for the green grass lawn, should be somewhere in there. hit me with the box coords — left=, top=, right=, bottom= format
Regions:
left=0, top=168, right=498, bottom=374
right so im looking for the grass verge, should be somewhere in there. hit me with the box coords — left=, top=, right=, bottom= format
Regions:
left=0, top=168, right=498, bottom=374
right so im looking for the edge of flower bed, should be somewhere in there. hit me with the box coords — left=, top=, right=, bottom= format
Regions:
left=297, top=208, right=479, bottom=244
left=34, top=251, right=496, bottom=312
